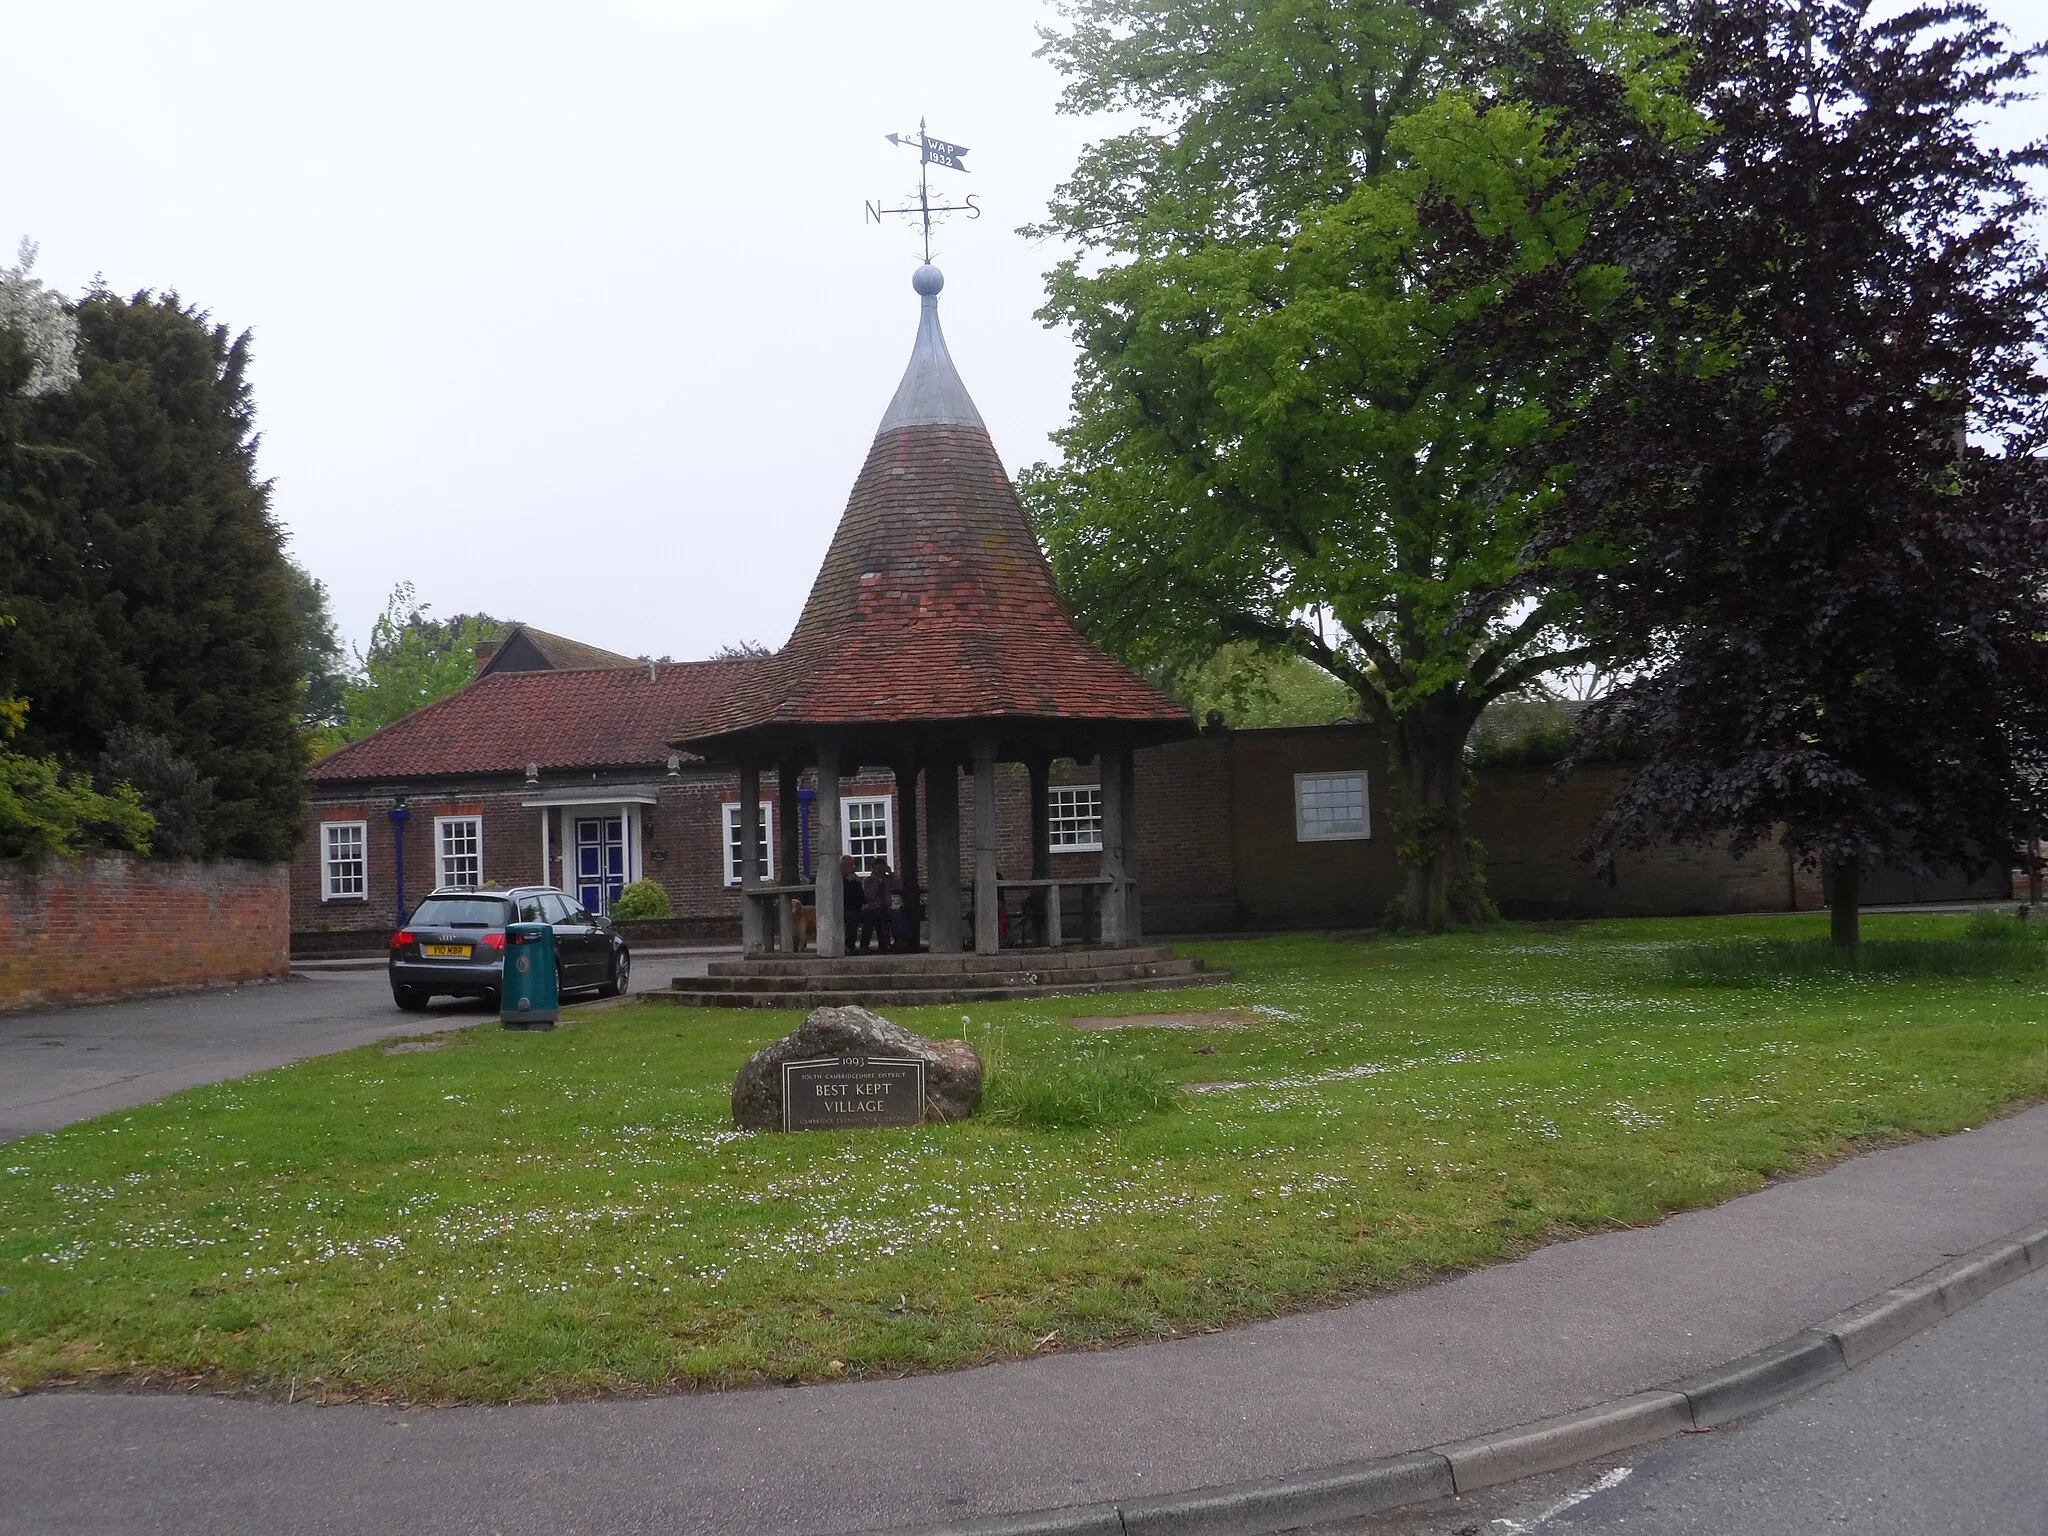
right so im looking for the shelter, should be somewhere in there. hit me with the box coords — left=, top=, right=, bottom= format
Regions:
left=672, top=265, right=1193, bottom=957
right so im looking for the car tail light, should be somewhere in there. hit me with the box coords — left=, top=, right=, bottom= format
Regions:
left=481, top=932, right=506, bottom=953
left=391, top=930, right=416, bottom=949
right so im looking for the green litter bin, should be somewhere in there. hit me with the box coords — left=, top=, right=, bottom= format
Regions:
left=501, top=921, right=559, bottom=1029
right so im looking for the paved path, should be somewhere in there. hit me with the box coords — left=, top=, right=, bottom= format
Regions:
left=1355, top=1264, right=2048, bottom=1535
left=3, top=1102, right=2044, bottom=1535
left=0, top=953, right=727, bottom=1143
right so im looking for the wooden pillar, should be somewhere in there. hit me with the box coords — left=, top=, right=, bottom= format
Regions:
left=739, top=763, right=764, bottom=956
left=972, top=738, right=999, bottom=955
left=1026, top=752, right=1052, bottom=946
left=813, top=741, right=844, bottom=958
left=777, top=759, right=801, bottom=952
left=925, top=748, right=963, bottom=954
left=1119, top=742, right=1142, bottom=943
left=1099, top=741, right=1128, bottom=948
left=895, top=757, right=922, bottom=952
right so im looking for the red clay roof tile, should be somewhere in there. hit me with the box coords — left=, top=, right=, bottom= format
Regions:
left=308, top=660, right=761, bottom=783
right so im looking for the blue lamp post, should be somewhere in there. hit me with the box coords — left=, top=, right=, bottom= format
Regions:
left=388, top=800, right=411, bottom=927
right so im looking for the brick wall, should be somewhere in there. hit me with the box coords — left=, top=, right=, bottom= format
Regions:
left=1201, top=727, right=1835, bottom=930
left=1226, top=727, right=1406, bottom=929
left=1470, top=762, right=1822, bottom=918
left=1135, top=736, right=1237, bottom=932
left=1, top=855, right=289, bottom=1012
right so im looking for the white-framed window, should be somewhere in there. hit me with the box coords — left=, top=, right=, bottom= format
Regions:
left=435, top=815, right=484, bottom=888
left=842, top=796, right=893, bottom=873
left=321, top=820, right=367, bottom=901
left=1295, top=771, right=1371, bottom=842
left=1048, top=784, right=1103, bottom=851
left=723, top=801, right=775, bottom=886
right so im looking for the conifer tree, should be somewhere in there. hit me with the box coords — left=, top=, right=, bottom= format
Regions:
left=0, top=288, right=305, bottom=861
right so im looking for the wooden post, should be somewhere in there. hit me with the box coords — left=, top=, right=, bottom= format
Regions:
left=814, top=740, right=844, bottom=958
left=738, top=763, right=763, bottom=956
left=973, top=739, right=999, bottom=955
left=895, top=758, right=922, bottom=952
left=1099, top=742, right=1127, bottom=948
left=1046, top=881, right=1063, bottom=949
left=777, top=760, right=800, bottom=951
left=1026, top=752, right=1052, bottom=947
left=1119, top=743, right=1142, bottom=943
left=925, top=749, right=963, bottom=954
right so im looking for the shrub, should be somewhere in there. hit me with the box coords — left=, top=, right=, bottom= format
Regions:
left=982, top=1041, right=1181, bottom=1130
left=608, top=879, right=673, bottom=922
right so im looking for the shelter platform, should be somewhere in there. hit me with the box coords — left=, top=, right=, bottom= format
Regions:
left=655, top=944, right=1229, bottom=1009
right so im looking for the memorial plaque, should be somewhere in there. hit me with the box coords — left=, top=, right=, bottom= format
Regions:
left=781, top=1055, right=927, bottom=1132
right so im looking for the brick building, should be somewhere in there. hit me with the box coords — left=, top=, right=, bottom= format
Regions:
left=300, top=656, right=1980, bottom=951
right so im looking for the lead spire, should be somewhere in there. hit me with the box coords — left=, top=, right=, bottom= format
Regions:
left=876, top=264, right=985, bottom=437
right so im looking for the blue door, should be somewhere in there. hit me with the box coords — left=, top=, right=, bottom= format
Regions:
left=575, top=816, right=625, bottom=915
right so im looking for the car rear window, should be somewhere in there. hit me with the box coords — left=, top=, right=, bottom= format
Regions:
left=409, top=896, right=512, bottom=929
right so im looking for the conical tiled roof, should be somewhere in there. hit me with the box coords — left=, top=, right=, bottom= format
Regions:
left=676, top=267, right=1190, bottom=757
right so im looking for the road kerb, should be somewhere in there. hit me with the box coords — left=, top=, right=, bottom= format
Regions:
left=863, top=1210, right=2048, bottom=1536
left=1437, top=1390, right=1693, bottom=1495
left=879, top=1504, right=1126, bottom=1536
left=1817, top=1280, right=1949, bottom=1369
left=1667, top=1331, right=1846, bottom=1427
left=2020, top=1221, right=2048, bottom=1269
left=1938, top=1238, right=2031, bottom=1312
left=1117, top=1451, right=1453, bottom=1536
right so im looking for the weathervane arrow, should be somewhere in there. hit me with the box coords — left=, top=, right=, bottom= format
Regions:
left=868, top=117, right=982, bottom=263
left=886, top=129, right=970, bottom=172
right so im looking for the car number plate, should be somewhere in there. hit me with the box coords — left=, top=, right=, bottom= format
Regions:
left=423, top=943, right=472, bottom=959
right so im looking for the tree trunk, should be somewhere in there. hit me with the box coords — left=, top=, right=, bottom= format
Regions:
left=1829, top=857, right=1861, bottom=948
left=1387, top=702, right=1494, bottom=932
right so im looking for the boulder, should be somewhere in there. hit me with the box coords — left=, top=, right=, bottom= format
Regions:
left=730, top=1005, right=982, bottom=1131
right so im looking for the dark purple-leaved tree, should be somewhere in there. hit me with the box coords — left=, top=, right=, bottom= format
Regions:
left=1548, top=0, right=2048, bottom=946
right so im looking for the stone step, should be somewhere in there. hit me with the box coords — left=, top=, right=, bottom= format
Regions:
left=705, top=944, right=1184, bottom=979
left=678, top=958, right=1210, bottom=994
left=651, top=969, right=1233, bottom=1010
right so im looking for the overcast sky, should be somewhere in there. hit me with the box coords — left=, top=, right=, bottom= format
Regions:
left=5, top=0, right=2045, bottom=666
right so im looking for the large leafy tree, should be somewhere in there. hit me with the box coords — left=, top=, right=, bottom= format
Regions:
left=1550, top=0, right=2048, bottom=945
left=1021, top=0, right=1673, bottom=927
left=330, top=582, right=510, bottom=746
left=0, top=287, right=305, bottom=861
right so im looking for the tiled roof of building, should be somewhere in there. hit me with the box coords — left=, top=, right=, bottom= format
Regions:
left=480, top=625, right=639, bottom=675
left=678, top=270, right=1189, bottom=749
left=308, top=660, right=761, bottom=783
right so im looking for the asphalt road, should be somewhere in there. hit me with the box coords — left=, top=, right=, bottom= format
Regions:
left=1348, top=1263, right=2048, bottom=1536
left=0, top=954, right=724, bottom=1142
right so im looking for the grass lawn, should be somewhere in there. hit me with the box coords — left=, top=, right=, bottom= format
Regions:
left=3, top=913, right=2045, bottom=1404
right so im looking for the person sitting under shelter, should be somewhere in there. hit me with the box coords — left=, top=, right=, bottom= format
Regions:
left=859, top=858, right=903, bottom=954
left=840, top=855, right=866, bottom=951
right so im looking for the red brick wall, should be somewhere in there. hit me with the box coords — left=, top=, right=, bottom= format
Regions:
left=1, top=855, right=289, bottom=1012
left=1227, top=727, right=1405, bottom=928
left=1135, top=736, right=1238, bottom=933
left=1471, top=762, right=1823, bottom=918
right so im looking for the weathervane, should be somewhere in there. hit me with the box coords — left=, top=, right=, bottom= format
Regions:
left=866, top=118, right=981, bottom=264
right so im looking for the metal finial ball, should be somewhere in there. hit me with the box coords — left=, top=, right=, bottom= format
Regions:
left=912, top=264, right=945, bottom=297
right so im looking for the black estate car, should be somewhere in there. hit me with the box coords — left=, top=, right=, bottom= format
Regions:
left=388, top=886, right=631, bottom=1011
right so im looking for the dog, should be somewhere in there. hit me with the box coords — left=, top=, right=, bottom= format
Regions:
left=787, top=899, right=817, bottom=952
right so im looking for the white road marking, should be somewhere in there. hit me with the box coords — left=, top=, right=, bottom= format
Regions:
left=1492, top=1466, right=1634, bottom=1533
